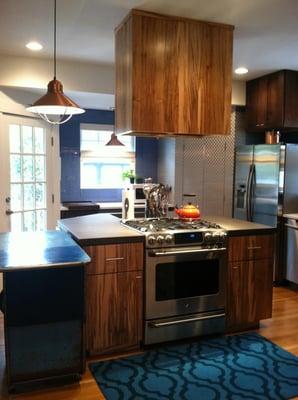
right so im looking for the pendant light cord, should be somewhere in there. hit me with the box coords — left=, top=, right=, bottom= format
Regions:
left=54, top=0, right=57, bottom=79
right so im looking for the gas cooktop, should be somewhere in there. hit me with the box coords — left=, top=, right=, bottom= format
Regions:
left=123, top=217, right=222, bottom=232
left=122, top=218, right=227, bottom=248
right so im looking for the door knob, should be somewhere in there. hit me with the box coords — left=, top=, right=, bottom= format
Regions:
left=5, top=197, right=11, bottom=203
left=6, top=210, right=14, bottom=215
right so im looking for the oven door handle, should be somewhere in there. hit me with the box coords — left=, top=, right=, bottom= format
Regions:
left=149, top=312, right=226, bottom=328
left=149, top=248, right=226, bottom=257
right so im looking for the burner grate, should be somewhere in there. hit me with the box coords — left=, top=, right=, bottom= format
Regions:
left=124, top=218, right=223, bottom=232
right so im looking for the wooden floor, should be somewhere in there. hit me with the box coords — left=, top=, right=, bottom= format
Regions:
left=1, top=286, right=298, bottom=399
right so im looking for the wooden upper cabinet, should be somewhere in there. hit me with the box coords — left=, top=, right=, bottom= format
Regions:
left=246, top=70, right=298, bottom=131
left=115, top=9, right=234, bottom=137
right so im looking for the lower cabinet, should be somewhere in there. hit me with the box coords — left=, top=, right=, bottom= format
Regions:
left=227, top=259, right=273, bottom=330
left=226, top=234, right=274, bottom=332
left=84, top=242, right=144, bottom=356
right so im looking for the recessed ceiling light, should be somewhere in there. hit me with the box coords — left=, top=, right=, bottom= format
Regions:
left=26, top=41, right=43, bottom=51
left=235, top=67, right=248, bottom=75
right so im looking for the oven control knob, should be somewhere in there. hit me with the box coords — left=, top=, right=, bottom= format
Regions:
left=212, top=232, right=220, bottom=240
left=148, top=235, right=157, bottom=246
left=165, top=234, right=173, bottom=244
left=219, top=231, right=227, bottom=239
left=204, top=232, right=212, bottom=243
left=157, top=235, right=165, bottom=245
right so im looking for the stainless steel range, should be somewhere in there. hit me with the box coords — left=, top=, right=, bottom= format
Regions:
left=123, top=218, right=228, bottom=345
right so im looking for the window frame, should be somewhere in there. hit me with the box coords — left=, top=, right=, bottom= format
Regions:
left=80, top=123, right=136, bottom=190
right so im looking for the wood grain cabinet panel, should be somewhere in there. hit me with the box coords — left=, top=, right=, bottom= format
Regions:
left=115, top=9, right=233, bottom=136
left=246, top=70, right=298, bottom=132
left=86, top=271, right=143, bottom=355
left=227, top=234, right=274, bottom=332
left=84, top=242, right=143, bottom=275
left=227, top=259, right=273, bottom=330
left=228, top=235, right=274, bottom=262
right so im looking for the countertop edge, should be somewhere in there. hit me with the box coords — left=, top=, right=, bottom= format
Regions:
left=227, top=228, right=276, bottom=236
left=0, top=260, right=90, bottom=272
left=77, top=236, right=145, bottom=246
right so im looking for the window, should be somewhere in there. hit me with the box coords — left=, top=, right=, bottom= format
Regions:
left=9, top=124, right=47, bottom=232
left=80, top=124, right=135, bottom=189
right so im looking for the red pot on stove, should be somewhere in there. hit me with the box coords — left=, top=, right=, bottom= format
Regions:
left=175, top=197, right=201, bottom=220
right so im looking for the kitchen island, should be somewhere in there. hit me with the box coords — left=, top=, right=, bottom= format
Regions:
left=0, top=231, right=90, bottom=391
left=58, top=213, right=275, bottom=354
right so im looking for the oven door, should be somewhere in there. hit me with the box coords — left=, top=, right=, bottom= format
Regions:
left=145, top=247, right=227, bottom=320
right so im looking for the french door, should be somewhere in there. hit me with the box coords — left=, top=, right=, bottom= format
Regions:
left=0, top=114, right=60, bottom=233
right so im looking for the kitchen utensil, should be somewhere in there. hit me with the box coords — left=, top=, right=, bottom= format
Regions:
left=122, top=188, right=134, bottom=219
left=143, top=183, right=171, bottom=218
left=265, top=130, right=280, bottom=144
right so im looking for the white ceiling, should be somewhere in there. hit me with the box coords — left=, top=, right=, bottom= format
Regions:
left=1, top=0, right=298, bottom=81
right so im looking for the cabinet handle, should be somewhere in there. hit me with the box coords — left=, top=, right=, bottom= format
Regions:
left=247, top=246, right=262, bottom=250
left=232, top=266, right=240, bottom=269
left=105, top=257, right=125, bottom=262
left=136, top=275, right=142, bottom=279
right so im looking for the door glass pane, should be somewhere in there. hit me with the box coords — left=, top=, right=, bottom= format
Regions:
left=10, top=184, right=22, bottom=211
left=23, top=184, right=35, bottom=210
left=22, top=126, right=33, bottom=153
left=8, top=123, right=48, bottom=232
left=10, top=155, right=22, bottom=182
left=11, top=213, right=22, bottom=232
left=9, top=125, right=21, bottom=153
left=35, top=156, right=45, bottom=181
left=36, top=210, right=46, bottom=231
left=34, top=127, right=45, bottom=154
left=35, top=183, right=46, bottom=208
left=23, top=155, right=34, bottom=181
left=23, top=211, right=35, bottom=231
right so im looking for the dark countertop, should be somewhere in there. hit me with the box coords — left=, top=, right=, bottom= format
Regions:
left=0, top=231, right=90, bottom=271
left=204, top=215, right=275, bottom=235
left=58, top=213, right=144, bottom=245
left=58, top=213, right=275, bottom=245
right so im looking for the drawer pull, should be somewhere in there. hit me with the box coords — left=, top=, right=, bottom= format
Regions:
left=232, top=266, right=240, bottom=269
left=105, top=257, right=125, bottom=262
left=247, top=246, right=262, bottom=250
left=136, top=275, right=142, bottom=279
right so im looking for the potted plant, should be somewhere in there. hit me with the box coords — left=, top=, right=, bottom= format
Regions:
left=122, top=169, right=136, bottom=184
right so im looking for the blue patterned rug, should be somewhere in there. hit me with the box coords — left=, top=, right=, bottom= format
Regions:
left=89, top=333, right=298, bottom=400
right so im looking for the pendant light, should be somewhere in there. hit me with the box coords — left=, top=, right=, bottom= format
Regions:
left=105, top=132, right=125, bottom=146
left=26, top=0, right=85, bottom=124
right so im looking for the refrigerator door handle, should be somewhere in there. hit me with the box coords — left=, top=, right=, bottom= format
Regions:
left=246, top=165, right=253, bottom=221
left=249, top=164, right=256, bottom=221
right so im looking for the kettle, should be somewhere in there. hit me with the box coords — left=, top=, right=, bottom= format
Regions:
left=175, top=194, right=201, bottom=221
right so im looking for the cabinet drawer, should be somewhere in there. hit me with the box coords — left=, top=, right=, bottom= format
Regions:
left=84, top=242, right=144, bottom=274
left=228, top=235, right=273, bottom=262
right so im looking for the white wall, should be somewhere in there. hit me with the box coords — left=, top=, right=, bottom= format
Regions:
left=232, top=80, right=246, bottom=106
left=0, top=54, right=115, bottom=95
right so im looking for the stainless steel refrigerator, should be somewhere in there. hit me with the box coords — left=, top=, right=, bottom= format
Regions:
left=234, top=144, right=298, bottom=227
left=234, top=144, right=298, bottom=282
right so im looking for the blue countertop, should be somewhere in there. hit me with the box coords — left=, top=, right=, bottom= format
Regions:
left=0, top=230, right=90, bottom=271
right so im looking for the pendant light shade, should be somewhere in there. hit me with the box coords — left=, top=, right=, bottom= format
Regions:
left=26, top=0, right=85, bottom=124
left=105, top=132, right=125, bottom=146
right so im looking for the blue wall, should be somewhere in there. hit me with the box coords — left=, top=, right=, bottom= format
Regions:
left=60, top=109, right=158, bottom=202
